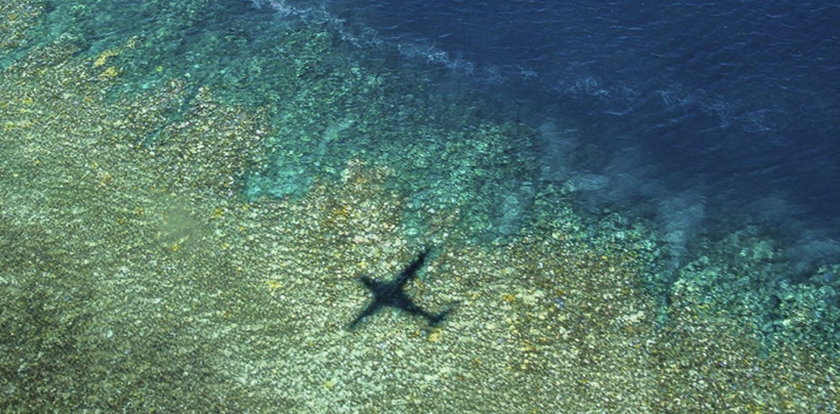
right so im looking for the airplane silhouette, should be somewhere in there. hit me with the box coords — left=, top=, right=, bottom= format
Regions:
left=348, top=248, right=452, bottom=330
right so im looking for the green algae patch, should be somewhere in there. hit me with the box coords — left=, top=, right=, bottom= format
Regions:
left=0, top=2, right=43, bottom=57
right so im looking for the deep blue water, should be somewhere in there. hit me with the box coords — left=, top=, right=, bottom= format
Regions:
left=289, top=0, right=840, bottom=264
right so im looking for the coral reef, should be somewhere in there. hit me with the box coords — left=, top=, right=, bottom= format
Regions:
left=0, top=1, right=836, bottom=412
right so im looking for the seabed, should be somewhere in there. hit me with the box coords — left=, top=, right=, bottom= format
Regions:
left=0, top=2, right=837, bottom=412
